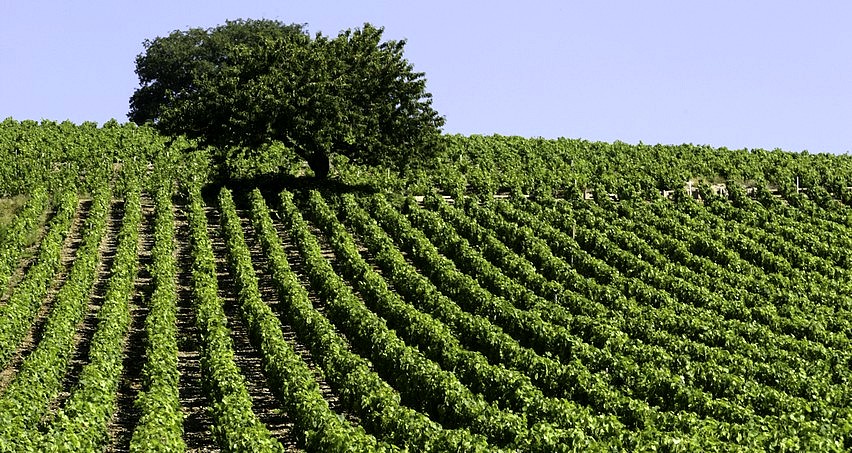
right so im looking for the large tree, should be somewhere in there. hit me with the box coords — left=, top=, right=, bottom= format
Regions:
left=129, top=19, right=444, bottom=178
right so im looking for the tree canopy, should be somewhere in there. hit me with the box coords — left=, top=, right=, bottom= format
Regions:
left=128, top=19, right=445, bottom=178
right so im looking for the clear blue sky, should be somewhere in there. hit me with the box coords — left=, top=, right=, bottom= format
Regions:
left=2, top=1, right=851, bottom=154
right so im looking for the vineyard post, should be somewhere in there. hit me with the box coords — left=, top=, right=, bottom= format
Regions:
left=571, top=158, right=577, bottom=196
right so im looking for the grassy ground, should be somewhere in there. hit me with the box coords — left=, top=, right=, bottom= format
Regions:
left=0, top=195, right=28, bottom=234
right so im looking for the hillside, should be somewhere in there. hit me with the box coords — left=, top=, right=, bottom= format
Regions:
left=0, top=120, right=849, bottom=451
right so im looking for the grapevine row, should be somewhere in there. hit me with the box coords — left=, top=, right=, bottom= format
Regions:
left=185, top=184, right=284, bottom=452
left=537, top=196, right=850, bottom=388
left=0, top=186, right=110, bottom=450
left=409, top=193, right=838, bottom=448
left=304, top=190, right=610, bottom=450
left=485, top=196, right=823, bottom=369
left=745, top=187, right=852, bottom=266
left=626, top=196, right=850, bottom=354
left=702, top=194, right=852, bottom=310
left=223, top=188, right=392, bottom=452
left=343, top=193, right=757, bottom=449
left=491, top=197, right=847, bottom=418
left=0, top=186, right=48, bottom=292
left=404, top=197, right=768, bottom=423
left=519, top=196, right=850, bottom=407
left=657, top=195, right=848, bottom=313
left=460, top=196, right=848, bottom=448
left=130, top=184, right=185, bottom=451
left=0, top=190, right=77, bottom=369
left=275, top=190, right=494, bottom=451
left=44, top=186, right=142, bottom=449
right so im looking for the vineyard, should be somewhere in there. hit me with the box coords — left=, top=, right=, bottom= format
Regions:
left=0, top=120, right=850, bottom=451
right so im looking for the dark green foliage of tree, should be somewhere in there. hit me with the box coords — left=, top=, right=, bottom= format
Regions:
left=129, top=19, right=445, bottom=179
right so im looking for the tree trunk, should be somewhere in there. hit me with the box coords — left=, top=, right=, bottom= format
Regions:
left=306, top=151, right=330, bottom=179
